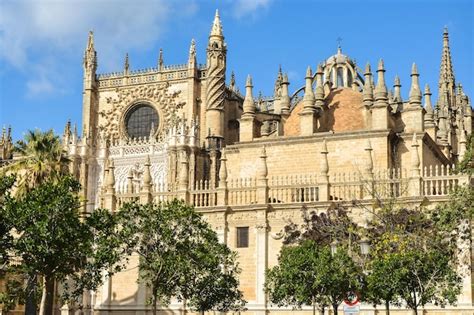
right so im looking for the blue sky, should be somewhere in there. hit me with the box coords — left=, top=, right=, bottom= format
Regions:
left=1, top=0, right=473, bottom=141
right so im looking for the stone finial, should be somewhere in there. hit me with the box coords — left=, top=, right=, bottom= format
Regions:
left=303, top=66, right=315, bottom=110
left=188, top=38, right=196, bottom=65
left=230, top=71, right=236, bottom=90
left=319, top=139, right=329, bottom=179
left=178, top=153, right=189, bottom=191
left=364, top=139, right=373, bottom=175
left=409, top=63, right=422, bottom=106
left=393, top=75, right=402, bottom=103
left=106, top=158, right=116, bottom=193
left=459, top=128, right=467, bottom=158
left=315, top=64, right=324, bottom=107
left=243, top=75, right=255, bottom=115
left=210, top=9, right=223, bottom=37
left=363, top=62, right=374, bottom=106
left=257, top=146, right=268, bottom=179
left=218, top=148, right=228, bottom=188
left=374, top=59, right=388, bottom=104
left=127, top=169, right=134, bottom=194
left=158, top=48, right=164, bottom=70
left=411, top=133, right=420, bottom=173
left=143, top=155, right=152, bottom=188
left=424, top=84, right=434, bottom=116
left=124, top=53, right=129, bottom=73
left=280, top=73, right=291, bottom=115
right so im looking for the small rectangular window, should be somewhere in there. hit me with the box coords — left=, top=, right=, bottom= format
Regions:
left=236, top=227, right=249, bottom=248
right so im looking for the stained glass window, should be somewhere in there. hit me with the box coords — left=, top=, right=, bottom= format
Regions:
left=125, top=104, right=159, bottom=139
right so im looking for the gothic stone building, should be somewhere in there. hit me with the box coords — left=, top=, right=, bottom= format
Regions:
left=60, top=11, right=473, bottom=315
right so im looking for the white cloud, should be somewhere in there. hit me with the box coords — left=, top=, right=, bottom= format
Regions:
left=0, top=0, right=197, bottom=98
left=232, top=0, right=272, bottom=18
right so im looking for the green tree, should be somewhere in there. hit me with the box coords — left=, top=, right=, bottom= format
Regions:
left=265, top=240, right=361, bottom=315
left=366, top=205, right=463, bottom=315
left=117, top=200, right=245, bottom=315
left=265, top=240, right=329, bottom=315
left=2, top=176, right=128, bottom=315
left=1, top=129, right=70, bottom=314
left=1, top=129, right=69, bottom=195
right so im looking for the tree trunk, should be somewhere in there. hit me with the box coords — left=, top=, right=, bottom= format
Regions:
left=385, top=300, right=390, bottom=315
left=152, top=296, right=157, bottom=315
left=313, top=301, right=316, bottom=315
left=25, top=274, right=37, bottom=315
left=332, top=303, right=338, bottom=315
left=39, top=276, right=54, bottom=315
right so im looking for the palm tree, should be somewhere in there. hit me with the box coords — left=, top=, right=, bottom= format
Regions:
left=1, top=129, right=70, bottom=195
left=0, top=129, right=70, bottom=315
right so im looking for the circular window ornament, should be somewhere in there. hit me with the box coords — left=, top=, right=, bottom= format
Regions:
left=124, top=103, right=159, bottom=139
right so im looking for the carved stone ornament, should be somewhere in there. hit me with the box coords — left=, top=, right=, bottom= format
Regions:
left=99, top=83, right=186, bottom=141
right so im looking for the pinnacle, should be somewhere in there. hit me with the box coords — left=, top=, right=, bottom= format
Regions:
left=424, top=84, right=431, bottom=94
left=411, top=63, right=418, bottom=76
left=246, top=74, right=252, bottom=87
left=210, top=9, right=223, bottom=37
left=377, top=59, right=385, bottom=71
left=364, top=62, right=371, bottom=74
left=305, top=66, right=312, bottom=78
left=394, top=75, right=401, bottom=86
left=316, top=63, right=323, bottom=74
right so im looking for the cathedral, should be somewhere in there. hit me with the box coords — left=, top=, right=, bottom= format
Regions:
left=54, top=10, right=474, bottom=314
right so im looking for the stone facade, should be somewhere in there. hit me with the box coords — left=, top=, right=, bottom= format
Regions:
left=58, top=11, right=473, bottom=315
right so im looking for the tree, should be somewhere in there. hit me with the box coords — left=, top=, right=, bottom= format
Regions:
left=265, top=240, right=330, bottom=315
left=1, top=129, right=69, bottom=195
left=117, top=200, right=245, bottom=315
left=2, top=176, right=128, bottom=315
left=0, top=129, right=70, bottom=314
left=366, top=204, right=463, bottom=315
left=269, top=205, right=364, bottom=314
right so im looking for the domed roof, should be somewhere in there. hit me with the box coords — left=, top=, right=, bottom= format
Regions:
left=326, top=46, right=353, bottom=65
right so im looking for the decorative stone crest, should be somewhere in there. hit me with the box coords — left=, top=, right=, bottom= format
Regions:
left=99, top=83, right=186, bottom=140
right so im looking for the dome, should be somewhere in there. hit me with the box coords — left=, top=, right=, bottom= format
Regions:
left=325, top=46, right=353, bottom=65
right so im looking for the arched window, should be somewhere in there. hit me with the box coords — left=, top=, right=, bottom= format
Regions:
left=337, top=68, right=344, bottom=87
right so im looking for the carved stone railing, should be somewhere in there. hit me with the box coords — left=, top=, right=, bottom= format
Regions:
left=103, top=166, right=469, bottom=211
left=422, top=164, right=462, bottom=196
left=227, top=178, right=257, bottom=206
left=191, top=180, right=217, bottom=208
left=268, top=174, right=319, bottom=204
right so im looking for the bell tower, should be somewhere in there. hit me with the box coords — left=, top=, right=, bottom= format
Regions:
left=205, top=10, right=227, bottom=144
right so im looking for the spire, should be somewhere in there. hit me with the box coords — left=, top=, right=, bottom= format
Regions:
left=273, top=65, right=283, bottom=98
left=124, top=53, right=129, bottom=74
left=280, top=73, right=290, bottom=115
left=409, top=63, right=422, bottom=107
left=142, top=155, right=152, bottom=190
left=210, top=9, right=223, bottom=38
left=188, top=39, right=196, bottom=66
left=243, top=75, right=255, bottom=115
left=438, top=27, right=455, bottom=92
left=302, top=66, right=315, bottom=111
left=229, top=71, right=236, bottom=91
left=158, top=48, right=164, bottom=70
left=83, top=30, right=97, bottom=71
left=393, top=75, right=402, bottom=103
left=374, top=59, right=388, bottom=105
left=363, top=62, right=374, bottom=107
left=424, top=84, right=434, bottom=118
left=315, top=64, right=324, bottom=108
